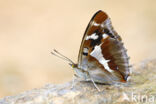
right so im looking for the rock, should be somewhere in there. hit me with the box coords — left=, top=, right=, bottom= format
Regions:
left=0, top=59, right=156, bottom=104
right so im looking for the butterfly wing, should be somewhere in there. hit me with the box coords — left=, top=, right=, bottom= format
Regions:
left=77, top=10, right=130, bottom=83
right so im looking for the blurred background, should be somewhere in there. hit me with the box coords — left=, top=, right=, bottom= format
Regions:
left=0, top=0, right=156, bottom=97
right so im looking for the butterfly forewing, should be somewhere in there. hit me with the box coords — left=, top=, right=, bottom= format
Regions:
left=77, top=10, right=130, bottom=83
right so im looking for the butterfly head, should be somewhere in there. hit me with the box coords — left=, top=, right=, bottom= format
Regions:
left=69, top=63, right=78, bottom=68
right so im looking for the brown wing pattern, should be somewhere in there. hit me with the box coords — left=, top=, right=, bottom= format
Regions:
left=78, top=10, right=130, bottom=83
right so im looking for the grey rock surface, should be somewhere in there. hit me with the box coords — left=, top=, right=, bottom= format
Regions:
left=0, top=59, right=156, bottom=104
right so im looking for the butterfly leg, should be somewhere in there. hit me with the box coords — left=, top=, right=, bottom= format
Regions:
left=90, top=77, right=101, bottom=92
left=86, top=72, right=101, bottom=92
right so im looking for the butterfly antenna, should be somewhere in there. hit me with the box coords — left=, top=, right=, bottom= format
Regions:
left=53, top=49, right=75, bottom=64
left=51, top=49, right=75, bottom=65
left=51, top=51, right=69, bottom=62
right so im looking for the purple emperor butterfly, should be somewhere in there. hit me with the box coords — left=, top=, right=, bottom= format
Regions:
left=52, top=10, right=131, bottom=89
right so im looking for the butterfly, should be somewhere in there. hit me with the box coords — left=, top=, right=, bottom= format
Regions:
left=51, top=10, right=131, bottom=90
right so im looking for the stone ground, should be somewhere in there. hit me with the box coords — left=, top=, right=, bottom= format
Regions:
left=0, top=59, right=156, bottom=104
